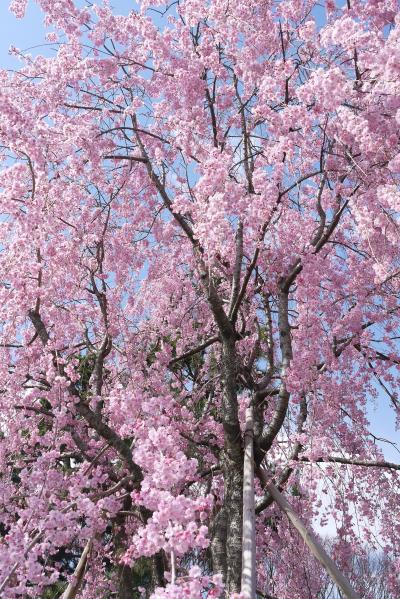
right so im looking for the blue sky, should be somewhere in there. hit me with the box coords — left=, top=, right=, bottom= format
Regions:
left=0, top=0, right=399, bottom=463
left=0, top=1, right=141, bottom=70
left=0, top=1, right=47, bottom=70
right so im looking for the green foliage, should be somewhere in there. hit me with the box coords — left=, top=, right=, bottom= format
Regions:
left=131, top=557, right=154, bottom=597
left=290, top=484, right=302, bottom=497
left=76, top=353, right=96, bottom=395
left=40, top=581, right=67, bottom=598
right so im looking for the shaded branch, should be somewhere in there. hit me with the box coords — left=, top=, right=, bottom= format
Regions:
left=168, top=335, right=220, bottom=367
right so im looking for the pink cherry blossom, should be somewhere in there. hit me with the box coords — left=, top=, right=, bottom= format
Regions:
left=0, top=0, right=399, bottom=597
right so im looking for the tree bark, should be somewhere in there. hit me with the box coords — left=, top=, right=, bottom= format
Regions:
left=211, top=506, right=227, bottom=577
left=220, top=335, right=243, bottom=595
left=222, top=452, right=243, bottom=595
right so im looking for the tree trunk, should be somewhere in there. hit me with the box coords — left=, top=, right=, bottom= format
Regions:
left=152, top=552, right=166, bottom=589
left=113, top=497, right=137, bottom=599
left=220, top=335, right=243, bottom=595
left=113, top=500, right=165, bottom=598
left=211, top=506, right=227, bottom=577
left=222, top=451, right=243, bottom=595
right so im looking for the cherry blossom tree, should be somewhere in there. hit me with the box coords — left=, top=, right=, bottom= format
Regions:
left=1, top=0, right=400, bottom=597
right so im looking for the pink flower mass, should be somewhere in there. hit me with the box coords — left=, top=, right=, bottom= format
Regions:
left=0, top=0, right=400, bottom=597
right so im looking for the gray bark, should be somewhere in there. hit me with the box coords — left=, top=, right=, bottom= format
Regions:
left=211, top=507, right=227, bottom=577
left=220, top=335, right=243, bottom=595
left=259, top=289, right=292, bottom=454
left=222, top=450, right=243, bottom=595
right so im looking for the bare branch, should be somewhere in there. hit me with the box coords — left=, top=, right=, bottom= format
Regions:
left=300, top=456, right=400, bottom=470
left=228, top=221, right=244, bottom=318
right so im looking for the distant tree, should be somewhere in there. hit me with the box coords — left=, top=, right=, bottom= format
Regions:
left=317, top=551, right=397, bottom=599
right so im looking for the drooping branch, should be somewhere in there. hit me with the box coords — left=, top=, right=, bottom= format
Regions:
left=27, top=309, right=143, bottom=482
left=131, top=115, right=198, bottom=247
left=27, top=309, right=50, bottom=345
left=255, top=451, right=400, bottom=516
left=103, top=154, right=149, bottom=163
left=132, top=115, right=238, bottom=344
left=205, top=78, right=219, bottom=149
left=256, top=394, right=307, bottom=513
left=229, top=169, right=322, bottom=324
left=300, top=456, right=400, bottom=470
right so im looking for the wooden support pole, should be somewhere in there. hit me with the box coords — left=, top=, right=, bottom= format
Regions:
left=241, top=405, right=256, bottom=598
left=258, top=469, right=360, bottom=599
left=62, top=538, right=93, bottom=599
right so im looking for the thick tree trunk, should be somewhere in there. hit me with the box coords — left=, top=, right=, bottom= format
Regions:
left=117, top=563, right=137, bottom=599
left=220, top=335, right=243, bottom=595
left=211, top=506, right=227, bottom=577
left=222, top=451, right=243, bottom=595
left=152, top=552, right=166, bottom=589
left=113, top=500, right=165, bottom=598
left=195, top=253, right=244, bottom=594
left=113, top=497, right=137, bottom=599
